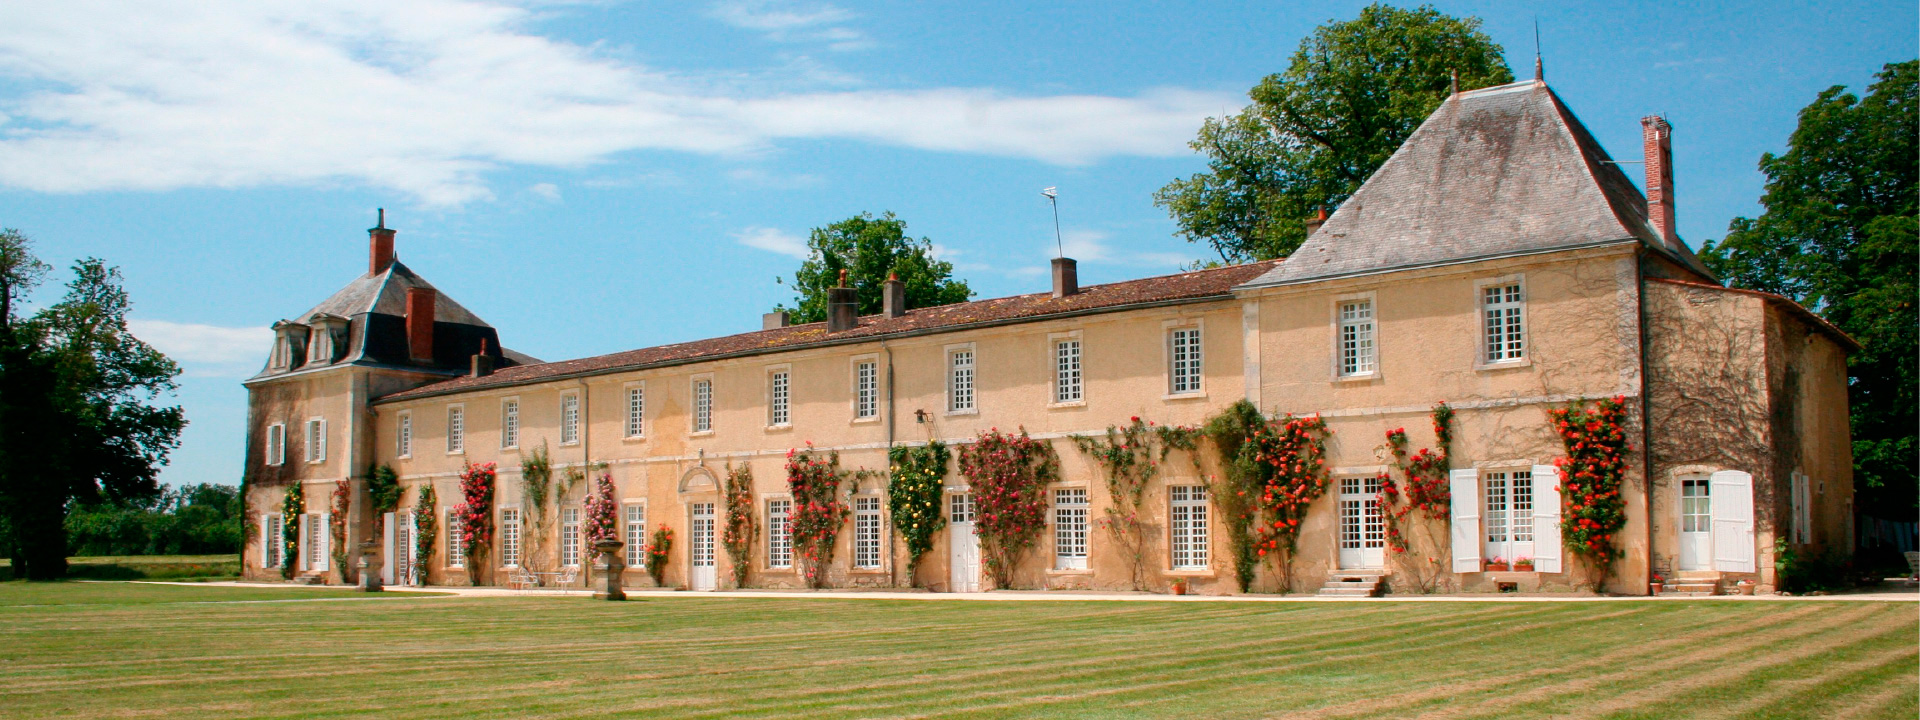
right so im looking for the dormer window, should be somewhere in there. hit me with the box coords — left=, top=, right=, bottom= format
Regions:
left=307, top=327, right=332, bottom=364
left=269, top=321, right=308, bottom=372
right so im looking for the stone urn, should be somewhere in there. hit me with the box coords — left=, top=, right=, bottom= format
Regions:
left=593, top=539, right=626, bottom=601
left=358, top=540, right=383, bottom=592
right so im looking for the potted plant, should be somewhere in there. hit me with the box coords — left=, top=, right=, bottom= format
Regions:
left=1736, top=579, right=1756, bottom=596
left=1514, top=557, right=1535, bottom=572
left=1649, top=572, right=1665, bottom=596
left=1169, top=577, right=1189, bottom=596
left=1485, top=556, right=1510, bottom=572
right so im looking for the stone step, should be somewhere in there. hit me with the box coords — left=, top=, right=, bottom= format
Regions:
left=1666, top=582, right=1718, bottom=595
left=1674, top=570, right=1721, bottom=580
left=1316, top=587, right=1378, bottom=596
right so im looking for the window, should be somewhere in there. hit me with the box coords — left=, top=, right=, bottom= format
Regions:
left=266, top=423, right=285, bottom=466
left=950, top=493, right=976, bottom=523
left=1483, top=470, right=1535, bottom=562
left=559, top=394, right=580, bottom=445
left=1483, top=283, right=1525, bottom=363
left=445, top=511, right=465, bottom=569
left=560, top=507, right=581, bottom=568
left=307, top=327, right=332, bottom=364
left=1681, top=477, right=1711, bottom=533
left=1054, top=488, right=1088, bottom=570
left=305, top=419, right=326, bottom=463
left=446, top=406, right=464, bottom=454
left=501, top=508, right=521, bottom=567
left=625, top=385, right=645, bottom=438
left=1054, top=339, right=1083, bottom=403
left=1338, top=300, right=1376, bottom=376
left=625, top=504, right=647, bottom=568
left=501, top=399, right=519, bottom=449
left=693, top=378, right=713, bottom=433
left=270, top=332, right=293, bottom=370
left=854, top=361, right=878, bottom=419
left=396, top=414, right=411, bottom=458
left=854, top=496, right=881, bottom=569
left=769, top=369, right=790, bottom=427
left=1171, top=486, right=1209, bottom=569
left=948, top=349, right=975, bottom=412
left=1169, top=327, right=1202, bottom=394
left=265, top=514, right=284, bottom=569
left=767, top=499, right=793, bottom=568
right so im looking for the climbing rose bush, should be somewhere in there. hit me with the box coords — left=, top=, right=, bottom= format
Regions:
left=1248, top=414, right=1332, bottom=588
left=456, top=462, right=496, bottom=585
left=584, top=472, right=618, bottom=551
left=1552, top=396, right=1633, bottom=581
left=786, top=444, right=849, bottom=589
left=958, top=427, right=1058, bottom=589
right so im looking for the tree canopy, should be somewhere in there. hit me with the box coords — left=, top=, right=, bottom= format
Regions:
left=1700, top=60, right=1918, bottom=515
left=1155, top=4, right=1512, bottom=263
left=775, top=212, right=973, bottom=323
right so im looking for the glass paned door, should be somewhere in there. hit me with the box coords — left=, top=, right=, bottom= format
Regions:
left=1679, top=477, right=1712, bottom=570
left=1337, top=477, right=1384, bottom=568
left=949, top=493, right=980, bottom=592
left=689, top=503, right=716, bottom=591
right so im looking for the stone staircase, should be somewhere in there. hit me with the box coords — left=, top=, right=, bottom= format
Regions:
left=1318, top=572, right=1386, bottom=597
left=1666, top=571, right=1720, bottom=596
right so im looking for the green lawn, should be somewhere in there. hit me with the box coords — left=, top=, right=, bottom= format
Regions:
left=0, top=554, right=241, bottom=581
left=0, top=583, right=1913, bottom=719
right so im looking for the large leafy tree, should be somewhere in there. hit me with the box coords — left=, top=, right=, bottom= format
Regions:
left=1701, top=60, right=1918, bottom=517
left=1155, top=4, right=1512, bottom=262
left=775, top=212, right=972, bottom=324
left=0, top=230, right=185, bottom=579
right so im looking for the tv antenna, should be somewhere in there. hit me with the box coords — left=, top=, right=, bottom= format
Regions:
left=1041, top=186, right=1062, bottom=258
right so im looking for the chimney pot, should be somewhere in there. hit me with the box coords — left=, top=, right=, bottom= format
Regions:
left=1051, top=257, right=1079, bottom=298
left=1641, top=115, right=1676, bottom=247
left=1305, top=207, right=1329, bottom=236
left=883, top=275, right=907, bottom=318
left=826, top=287, right=857, bottom=332
left=762, top=311, right=790, bottom=330
left=406, top=287, right=436, bottom=364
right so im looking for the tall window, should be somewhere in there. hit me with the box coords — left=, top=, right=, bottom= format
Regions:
left=265, top=514, right=284, bottom=568
left=625, top=386, right=645, bottom=438
left=446, top=512, right=465, bottom=569
left=854, top=361, right=878, bottom=419
left=266, top=423, right=285, bottom=466
left=1171, top=486, right=1210, bottom=569
left=854, top=496, right=882, bottom=569
left=948, top=349, right=975, bottom=412
left=305, top=419, right=326, bottom=463
left=501, top=399, right=519, bottom=449
left=767, top=499, right=793, bottom=568
left=1054, top=488, right=1088, bottom=569
left=1338, top=300, right=1376, bottom=376
left=769, top=369, right=790, bottom=426
left=1483, top=283, right=1525, bottom=363
left=397, top=414, right=411, bottom=457
left=625, top=504, right=647, bottom=568
left=501, top=508, right=522, bottom=567
left=693, top=379, right=712, bottom=432
left=560, top=507, right=581, bottom=568
left=446, top=406, right=464, bottom=453
left=1054, top=339, right=1083, bottom=403
left=559, top=394, right=580, bottom=445
left=1483, top=470, right=1534, bottom=562
left=1169, top=327, right=1202, bottom=394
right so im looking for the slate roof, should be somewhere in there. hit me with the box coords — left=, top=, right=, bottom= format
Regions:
left=300, top=260, right=490, bottom=327
left=1242, top=80, right=1714, bottom=288
left=375, top=259, right=1282, bottom=403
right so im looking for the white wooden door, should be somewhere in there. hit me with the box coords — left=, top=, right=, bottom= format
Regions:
left=1337, top=477, right=1384, bottom=569
left=948, top=493, right=980, bottom=592
left=689, top=503, right=716, bottom=591
left=1679, top=476, right=1712, bottom=570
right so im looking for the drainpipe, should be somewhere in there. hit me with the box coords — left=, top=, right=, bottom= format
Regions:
left=579, top=378, right=591, bottom=588
left=1636, top=250, right=1655, bottom=596
left=884, top=341, right=897, bottom=587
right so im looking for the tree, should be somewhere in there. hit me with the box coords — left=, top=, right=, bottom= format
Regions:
left=1700, top=60, right=1918, bottom=517
left=0, top=232, right=185, bottom=580
left=774, top=212, right=972, bottom=323
left=1154, top=4, right=1512, bottom=262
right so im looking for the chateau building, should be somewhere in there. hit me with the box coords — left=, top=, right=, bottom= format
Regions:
left=242, top=79, right=1857, bottom=595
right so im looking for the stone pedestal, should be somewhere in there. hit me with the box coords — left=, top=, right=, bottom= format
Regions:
left=593, top=540, right=626, bottom=601
left=357, top=540, right=383, bottom=592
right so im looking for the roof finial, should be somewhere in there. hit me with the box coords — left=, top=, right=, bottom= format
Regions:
left=838, top=268, right=848, bottom=287
left=376, top=208, right=385, bottom=229
left=1533, top=19, right=1544, bottom=82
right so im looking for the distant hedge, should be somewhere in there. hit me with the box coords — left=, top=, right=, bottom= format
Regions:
left=62, top=484, right=242, bottom=557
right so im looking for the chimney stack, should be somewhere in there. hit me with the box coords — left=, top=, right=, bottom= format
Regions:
left=1051, top=257, right=1078, bottom=298
left=883, top=272, right=907, bottom=317
left=1304, top=207, right=1329, bottom=236
left=762, top=311, right=790, bottom=330
left=470, top=338, right=494, bottom=377
left=369, top=208, right=396, bottom=275
left=827, top=269, right=857, bottom=332
left=406, top=287, right=436, bottom=363
left=1641, top=115, right=1676, bottom=247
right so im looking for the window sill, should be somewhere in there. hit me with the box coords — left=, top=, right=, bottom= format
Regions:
left=1474, top=358, right=1533, bottom=372
left=690, top=430, right=715, bottom=438
left=762, top=567, right=796, bottom=574
left=500, top=446, right=520, bottom=454
left=1048, top=400, right=1087, bottom=410
left=764, top=424, right=793, bottom=433
left=849, top=568, right=887, bottom=575
left=444, top=451, right=465, bottom=457
left=944, top=409, right=979, bottom=417
left=1332, top=372, right=1380, bottom=384
left=1046, top=567, right=1092, bottom=576
left=1162, top=392, right=1207, bottom=402
left=850, top=416, right=881, bottom=425
left=394, top=455, right=411, bottom=462
left=622, top=435, right=647, bottom=443
left=559, top=441, right=582, bottom=448
left=1165, top=568, right=1215, bottom=577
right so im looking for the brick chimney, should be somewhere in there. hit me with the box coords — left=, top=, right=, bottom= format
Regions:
left=470, top=338, right=494, bottom=377
left=1051, top=257, right=1078, bottom=298
left=369, top=208, right=395, bottom=275
left=883, top=272, right=907, bottom=318
left=1641, top=116, right=1676, bottom=247
left=1304, top=207, right=1329, bottom=236
left=406, top=287, right=436, bottom=363
left=827, top=269, right=857, bottom=332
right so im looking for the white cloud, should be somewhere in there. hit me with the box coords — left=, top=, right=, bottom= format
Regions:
left=528, top=182, right=561, bottom=201
left=734, top=226, right=810, bottom=259
left=709, top=1, right=870, bottom=50
left=128, top=319, right=272, bottom=377
left=0, top=1, right=1231, bottom=206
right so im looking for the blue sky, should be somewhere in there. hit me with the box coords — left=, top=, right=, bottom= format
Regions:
left=0, top=0, right=1913, bottom=488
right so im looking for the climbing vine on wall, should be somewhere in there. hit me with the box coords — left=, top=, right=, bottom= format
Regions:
left=455, top=462, right=496, bottom=586
left=888, top=441, right=950, bottom=587
left=787, top=444, right=849, bottom=589
left=585, top=473, right=619, bottom=554
left=646, top=526, right=673, bottom=586
left=1071, top=417, right=1202, bottom=590
left=1248, top=414, right=1333, bottom=591
left=1378, top=402, right=1454, bottom=593
left=366, top=464, right=401, bottom=534
left=1551, top=396, right=1633, bottom=586
left=329, top=479, right=352, bottom=582
left=722, top=463, right=757, bottom=588
left=1203, top=400, right=1271, bottom=593
left=957, top=427, right=1058, bottom=590
left=414, top=484, right=437, bottom=585
left=279, top=482, right=304, bottom=579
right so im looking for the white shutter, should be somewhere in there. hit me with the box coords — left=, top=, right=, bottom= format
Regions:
left=1531, top=464, right=1563, bottom=573
left=298, top=514, right=310, bottom=571
left=382, top=513, right=397, bottom=585
left=317, top=513, right=332, bottom=572
left=1449, top=468, right=1481, bottom=572
left=318, top=420, right=327, bottom=462
left=1711, top=470, right=1755, bottom=572
left=260, top=515, right=273, bottom=569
